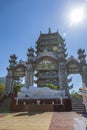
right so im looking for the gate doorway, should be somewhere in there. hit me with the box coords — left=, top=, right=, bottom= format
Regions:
left=69, top=74, right=82, bottom=93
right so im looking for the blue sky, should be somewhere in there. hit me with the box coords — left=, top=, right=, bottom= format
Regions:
left=0, top=0, right=87, bottom=91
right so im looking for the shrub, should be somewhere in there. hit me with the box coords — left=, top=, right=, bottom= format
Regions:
left=0, top=83, right=4, bottom=96
left=46, top=83, right=59, bottom=90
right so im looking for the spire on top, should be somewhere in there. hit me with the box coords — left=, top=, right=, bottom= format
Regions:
left=48, top=28, right=51, bottom=33
left=40, top=31, right=42, bottom=34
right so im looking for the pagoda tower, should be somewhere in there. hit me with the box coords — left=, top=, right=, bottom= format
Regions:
left=35, top=28, right=70, bottom=95
left=35, top=29, right=58, bottom=87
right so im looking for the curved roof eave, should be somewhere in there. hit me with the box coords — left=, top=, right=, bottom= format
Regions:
left=34, top=53, right=58, bottom=62
left=66, top=56, right=80, bottom=65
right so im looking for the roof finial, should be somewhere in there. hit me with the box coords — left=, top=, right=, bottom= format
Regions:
left=48, top=28, right=51, bottom=33
left=40, top=31, right=42, bottom=34
left=57, top=29, right=59, bottom=33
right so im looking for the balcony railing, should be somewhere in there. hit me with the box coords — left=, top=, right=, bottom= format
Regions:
left=38, top=74, right=58, bottom=78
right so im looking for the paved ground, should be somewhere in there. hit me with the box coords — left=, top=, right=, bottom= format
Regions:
left=0, top=112, right=52, bottom=130
left=0, top=112, right=87, bottom=130
left=49, top=112, right=87, bottom=130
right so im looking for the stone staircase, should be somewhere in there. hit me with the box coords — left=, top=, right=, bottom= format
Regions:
left=71, top=97, right=86, bottom=114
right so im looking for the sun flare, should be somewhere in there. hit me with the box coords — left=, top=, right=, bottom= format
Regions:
left=69, top=7, right=85, bottom=26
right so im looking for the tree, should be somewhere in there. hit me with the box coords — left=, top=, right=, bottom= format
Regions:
left=13, top=81, right=23, bottom=93
left=0, top=83, right=4, bottom=96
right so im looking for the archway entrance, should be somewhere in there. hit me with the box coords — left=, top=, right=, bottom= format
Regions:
left=69, top=74, right=82, bottom=93
left=13, top=76, right=26, bottom=94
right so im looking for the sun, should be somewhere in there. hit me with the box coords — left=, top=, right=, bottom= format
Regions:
left=69, top=7, right=85, bottom=26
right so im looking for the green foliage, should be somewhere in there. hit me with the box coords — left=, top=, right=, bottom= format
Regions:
left=0, top=83, right=4, bottom=96
left=13, top=82, right=22, bottom=93
left=71, top=90, right=81, bottom=98
left=46, top=83, right=59, bottom=90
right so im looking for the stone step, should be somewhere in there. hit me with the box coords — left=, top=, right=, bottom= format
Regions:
left=72, top=109, right=85, bottom=111
left=71, top=97, right=86, bottom=113
left=72, top=103, right=84, bottom=106
left=72, top=103, right=86, bottom=113
left=72, top=107, right=85, bottom=110
left=72, top=105, right=85, bottom=108
left=72, top=105, right=85, bottom=107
